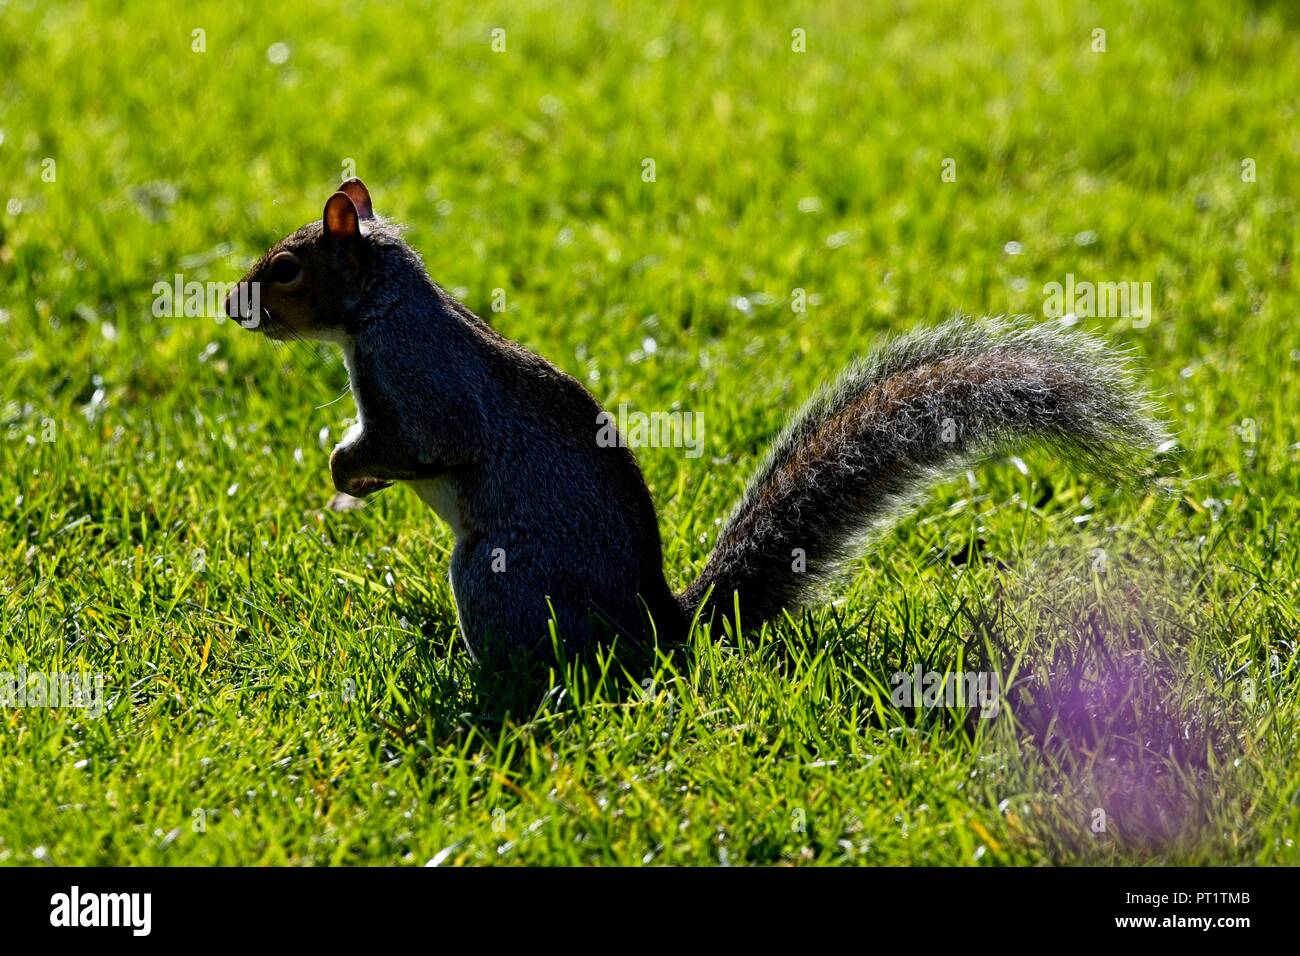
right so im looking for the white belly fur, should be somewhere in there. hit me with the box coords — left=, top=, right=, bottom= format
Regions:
left=410, top=477, right=467, bottom=539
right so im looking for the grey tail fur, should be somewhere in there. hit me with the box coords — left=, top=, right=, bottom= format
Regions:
left=677, top=316, right=1170, bottom=629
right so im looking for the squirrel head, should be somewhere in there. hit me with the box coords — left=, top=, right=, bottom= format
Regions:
left=226, top=178, right=381, bottom=341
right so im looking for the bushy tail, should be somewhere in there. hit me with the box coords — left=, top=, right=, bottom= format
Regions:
left=678, top=316, right=1170, bottom=628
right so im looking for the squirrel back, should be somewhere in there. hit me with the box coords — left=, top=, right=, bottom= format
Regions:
left=229, top=180, right=1169, bottom=662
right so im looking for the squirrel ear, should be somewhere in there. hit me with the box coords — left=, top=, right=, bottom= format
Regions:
left=338, top=178, right=374, bottom=219
left=323, top=191, right=360, bottom=241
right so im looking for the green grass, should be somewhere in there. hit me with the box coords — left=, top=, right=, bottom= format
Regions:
left=2, top=0, right=1299, bottom=865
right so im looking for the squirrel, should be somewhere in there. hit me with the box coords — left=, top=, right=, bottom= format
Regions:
left=226, top=179, right=1169, bottom=664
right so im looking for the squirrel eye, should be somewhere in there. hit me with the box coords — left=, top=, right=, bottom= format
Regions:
left=268, top=254, right=303, bottom=287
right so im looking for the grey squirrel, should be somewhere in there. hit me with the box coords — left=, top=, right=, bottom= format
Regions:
left=227, top=179, right=1169, bottom=663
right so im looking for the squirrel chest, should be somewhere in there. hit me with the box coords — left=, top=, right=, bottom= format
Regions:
left=409, top=477, right=468, bottom=539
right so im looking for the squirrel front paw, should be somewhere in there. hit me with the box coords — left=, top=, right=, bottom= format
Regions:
left=330, top=445, right=391, bottom=497
left=340, top=476, right=392, bottom=497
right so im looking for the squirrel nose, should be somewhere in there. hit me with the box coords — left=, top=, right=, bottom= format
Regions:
left=225, top=282, right=261, bottom=325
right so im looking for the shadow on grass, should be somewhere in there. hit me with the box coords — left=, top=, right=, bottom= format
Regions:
left=988, top=602, right=1233, bottom=857
left=382, top=590, right=679, bottom=746
left=817, top=588, right=1236, bottom=858
left=388, top=575, right=1236, bottom=862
